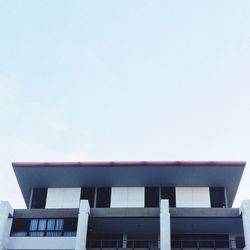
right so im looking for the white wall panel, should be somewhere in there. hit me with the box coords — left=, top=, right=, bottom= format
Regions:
left=46, top=188, right=81, bottom=208
left=7, top=237, right=76, bottom=250
left=176, top=187, right=210, bottom=208
left=111, top=187, right=144, bottom=208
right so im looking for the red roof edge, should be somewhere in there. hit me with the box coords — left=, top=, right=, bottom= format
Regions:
left=12, top=161, right=246, bottom=168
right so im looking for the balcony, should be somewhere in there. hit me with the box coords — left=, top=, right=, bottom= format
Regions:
left=86, top=239, right=244, bottom=250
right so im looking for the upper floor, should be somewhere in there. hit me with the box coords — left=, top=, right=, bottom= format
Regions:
left=12, top=161, right=246, bottom=208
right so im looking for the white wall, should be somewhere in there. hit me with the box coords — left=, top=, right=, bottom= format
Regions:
left=7, top=237, right=76, bottom=250
left=111, top=187, right=144, bottom=208
left=176, top=187, right=211, bottom=207
left=0, top=201, right=13, bottom=250
left=46, top=188, right=81, bottom=208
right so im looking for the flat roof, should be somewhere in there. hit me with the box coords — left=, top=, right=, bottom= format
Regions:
left=12, top=161, right=246, bottom=208
left=13, top=161, right=246, bottom=167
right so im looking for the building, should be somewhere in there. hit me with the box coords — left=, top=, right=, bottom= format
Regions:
left=0, top=161, right=250, bottom=250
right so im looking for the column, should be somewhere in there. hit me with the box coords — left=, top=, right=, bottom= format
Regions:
left=240, top=200, right=250, bottom=250
left=229, top=235, right=236, bottom=249
left=122, top=234, right=127, bottom=248
left=75, top=200, right=90, bottom=250
left=0, top=201, right=13, bottom=250
left=160, top=199, right=171, bottom=250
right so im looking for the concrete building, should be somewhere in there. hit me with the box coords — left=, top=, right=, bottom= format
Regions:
left=0, top=161, right=250, bottom=250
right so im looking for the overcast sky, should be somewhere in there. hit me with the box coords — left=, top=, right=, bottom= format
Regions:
left=0, top=1, right=250, bottom=208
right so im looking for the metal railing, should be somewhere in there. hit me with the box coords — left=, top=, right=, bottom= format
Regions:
left=87, top=239, right=159, bottom=249
left=87, top=239, right=244, bottom=250
left=171, top=240, right=243, bottom=249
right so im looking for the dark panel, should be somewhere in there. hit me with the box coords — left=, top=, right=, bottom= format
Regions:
left=90, top=207, right=160, bottom=217
left=30, top=188, right=47, bottom=209
left=13, top=208, right=79, bottom=219
left=145, top=187, right=159, bottom=208
left=96, top=188, right=111, bottom=208
left=161, top=187, right=176, bottom=207
left=170, top=207, right=240, bottom=217
left=81, top=188, right=95, bottom=208
left=171, top=217, right=244, bottom=234
left=210, top=187, right=226, bottom=208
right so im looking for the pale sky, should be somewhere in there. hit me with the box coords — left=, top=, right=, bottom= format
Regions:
left=0, top=1, right=250, bottom=208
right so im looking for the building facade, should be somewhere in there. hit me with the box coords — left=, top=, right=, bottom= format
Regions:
left=0, top=161, right=250, bottom=250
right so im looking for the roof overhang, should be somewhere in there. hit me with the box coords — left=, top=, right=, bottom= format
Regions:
left=12, top=161, right=246, bottom=208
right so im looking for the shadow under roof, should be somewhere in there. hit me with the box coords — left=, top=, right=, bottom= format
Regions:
left=12, top=161, right=246, bottom=208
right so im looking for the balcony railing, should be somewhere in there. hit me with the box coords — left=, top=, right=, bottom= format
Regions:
left=86, top=239, right=244, bottom=250
left=87, top=239, right=159, bottom=249
left=171, top=240, right=243, bottom=249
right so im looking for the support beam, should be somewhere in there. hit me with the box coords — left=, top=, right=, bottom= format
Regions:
left=75, top=200, right=90, bottom=250
left=0, top=201, right=13, bottom=250
left=160, top=199, right=171, bottom=250
left=240, top=200, right=250, bottom=250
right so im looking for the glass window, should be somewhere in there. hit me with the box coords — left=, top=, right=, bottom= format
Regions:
left=55, top=219, right=64, bottom=230
left=47, top=219, right=56, bottom=230
left=11, top=218, right=77, bottom=237
left=145, top=187, right=159, bottom=207
left=29, top=219, right=38, bottom=231
left=30, top=188, right=47, bottom=209
left=38, top=219, right=47, bottom=231
left=161, top=187, right=176, bottom=207
left=96, top=188, right=111, bottom=208
left=81, top=188, right=95, bottom=208
left=209, top=187, right=226, bottom=208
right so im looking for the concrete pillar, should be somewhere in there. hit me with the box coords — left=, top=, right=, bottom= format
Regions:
left=122, top=234, right=127, bottom=248
left=229, top=235, right=236, bottom=249
left=240, top=200, right=250, bottom=250
left=75, top=200, right=90, bottom=250
left=0, top=201, right=13, bottom=250
left=160, top=199, right=171, bottom=250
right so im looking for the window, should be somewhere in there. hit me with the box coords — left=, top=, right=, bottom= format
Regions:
left=145, top=187, right=159, bottom=207
left=10, top=219, right=29, bottom=236
left=63, top=218, right=78, bottom=236
left=11, top=218, right=77, bottom=237
left=161, top=187, right=176, bottom=207
left=96, top=188, right=111, bottom=208
left=30, top=188, right=47, bottom=209
left=210, top=187, right=226, bottom=208
left=81, top=188, right=95, bottom=208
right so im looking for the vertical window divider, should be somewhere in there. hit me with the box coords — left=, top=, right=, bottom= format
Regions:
left=94, top=187, right=98, bottom=208
left=159, top=187, right=161, bottom=207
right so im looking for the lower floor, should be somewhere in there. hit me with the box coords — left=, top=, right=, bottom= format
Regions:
left=1, top=200, right=250, bottom=250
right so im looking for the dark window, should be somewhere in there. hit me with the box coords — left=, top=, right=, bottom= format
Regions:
left=96, top=188, right=111, bottom=208
left=235, top=236, right=245, bottom=249
left=63, top=218, right=78, bottom=236
left=81, top=188, right=95, bottom=208
left=145, top=187, right=159, bottom=207
left=30, top=188, right=47, bottom=209
left=11, top=219, right=29, bottom=236
left=209, top=187, right=226, bottom=208
left=161, top=187, right=176, bottom=207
